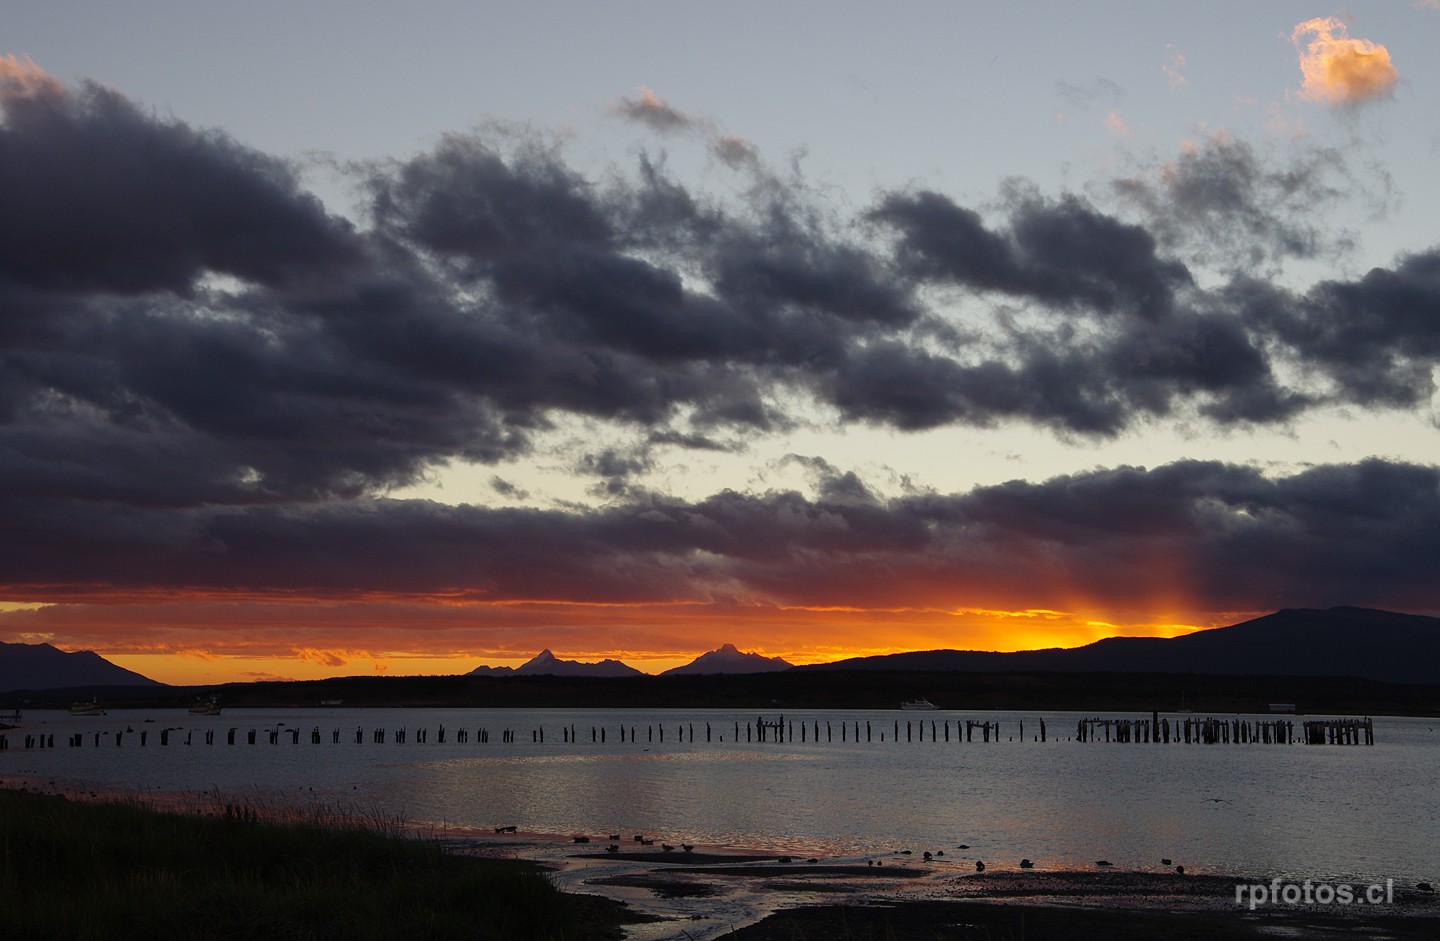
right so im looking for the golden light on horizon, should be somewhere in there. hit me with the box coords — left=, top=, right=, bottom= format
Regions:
left=75, top=601, right=1230, bottom=686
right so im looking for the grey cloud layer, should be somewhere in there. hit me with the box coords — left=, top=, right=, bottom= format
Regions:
left=2, top=73, right=1439, bottom=613
left=4, top=459, right=1437, bottom=614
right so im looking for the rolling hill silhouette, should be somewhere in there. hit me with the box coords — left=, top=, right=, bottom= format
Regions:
left=798, top=607, right=1439, bottom=684
left=0, top=642, right=163, bottom=693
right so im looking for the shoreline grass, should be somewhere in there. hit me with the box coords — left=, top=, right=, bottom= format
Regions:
left=0, top=787, right=636, bottom=940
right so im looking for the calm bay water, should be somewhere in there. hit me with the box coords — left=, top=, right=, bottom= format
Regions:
left=5, top=707, right=1438, bottom=888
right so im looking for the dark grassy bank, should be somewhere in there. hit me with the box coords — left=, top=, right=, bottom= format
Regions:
left=11, top=669, right=1439, bottom=716
left=0, top=788, right=636, bottom=941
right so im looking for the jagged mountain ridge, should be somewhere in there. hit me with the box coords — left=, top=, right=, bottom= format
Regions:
left=660, top=643, right=793, bottom=676
left=467, top=644, right=791, bottom=678
left=466, top=648, right=645, bottom=678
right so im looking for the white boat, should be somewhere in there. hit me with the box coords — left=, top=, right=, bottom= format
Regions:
left=188, top=699, right=221, bottom=716
left=900, top=698, right=937, bottom=710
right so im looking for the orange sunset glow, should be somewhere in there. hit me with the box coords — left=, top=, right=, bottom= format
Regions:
left=9, top=596, right=1223, bottom=686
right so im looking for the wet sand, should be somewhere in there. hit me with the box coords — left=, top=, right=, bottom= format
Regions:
left=724, top=898, right=1440, bottom=941
left=552, top=854, right=1440, bottom=941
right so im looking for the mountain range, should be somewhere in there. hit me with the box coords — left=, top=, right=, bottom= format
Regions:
left=466, top=644, right=791, bottom=678
left=2, top=608, right=1436, bottom=693
left=0, top=642, right=164, bottom=694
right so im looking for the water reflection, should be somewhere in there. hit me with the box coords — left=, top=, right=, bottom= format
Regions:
left=5, top=708, right=1437, bottom=885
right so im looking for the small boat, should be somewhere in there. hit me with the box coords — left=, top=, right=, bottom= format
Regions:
left=188, top=700, right=221, bottom=716
left=70, top=699, right=105, bottom=716
left=900, top=698, right=938, bottom=710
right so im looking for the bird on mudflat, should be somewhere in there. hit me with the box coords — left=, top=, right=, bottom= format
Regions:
left=1019, top=858, right=1034, bottom=869
left=975, top=860, right=985, bottom=872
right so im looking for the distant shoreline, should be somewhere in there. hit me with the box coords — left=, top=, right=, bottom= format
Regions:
left=7, top=668, right=1440, bottom=716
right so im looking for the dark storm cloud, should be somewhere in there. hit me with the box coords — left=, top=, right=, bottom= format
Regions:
left=821, top=312, right=1292, bottom=436
left=366, top=125, right=919, bottom=377
left=369, top=133, right=612, bottom=265
left=2, top=59, right=1439, bottom=540
left=894, top=458, right=1440, bottom=612
left=1, top=279, right=540, bottom=505
left=871, top=188, right=1192, bottom=319
left=4, top=460, right=1436, bottom=614
left=1261, top=249, right=1440, bottom=407
left=0, top=69, right=360, bottom=295
left=1101, top=312, right=1305, bottom=424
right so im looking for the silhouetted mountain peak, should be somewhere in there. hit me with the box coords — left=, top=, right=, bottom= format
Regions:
left=661, top=644, right=794, bottom=676
left=513, top=650, right=644, bottom=678
left=0, top=641, right=163, bottom=693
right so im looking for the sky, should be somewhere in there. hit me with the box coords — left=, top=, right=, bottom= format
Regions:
left=3, top=2, right=1439, bottom=684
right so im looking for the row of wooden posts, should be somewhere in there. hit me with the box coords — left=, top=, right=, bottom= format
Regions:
left=1075, top=713, right=1374, bottom=745
left=0, top=714, right=1374, bottom=751
left=4, top=718, right=1005, bottom=749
